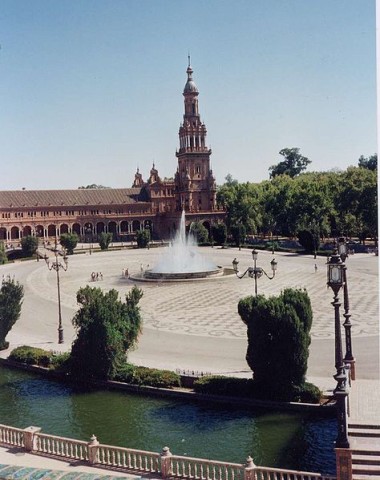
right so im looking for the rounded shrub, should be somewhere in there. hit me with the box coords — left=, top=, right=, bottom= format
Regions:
left=9, top=346, right=52, bottom=367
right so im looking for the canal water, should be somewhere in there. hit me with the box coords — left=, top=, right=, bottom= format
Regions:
left=0, top=366, right=336, bottom=475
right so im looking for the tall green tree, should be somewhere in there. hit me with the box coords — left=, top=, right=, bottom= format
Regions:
left=217, top=175, right=262, bottom=234
left=0, top=242, right=7, bottom=265
left=136, top=230, right=150, bottom=248
left=21, top=236, right=38, bottom=257
left=211, top=223, right=227, bottom=245
left=99, top=232, right=113, bottom=250
left=358, top=153, right=377, bottom=171
left=190, top=222, right=209, bottom=244
left=0, top=277, right=24, bottom=350
left=69, top=286, right=143, bottom=380
left=238, top=288, right=312, bottom=400
left=269, top=148, right=311, bottom=178
left=60, top=233, right=79, bottom=255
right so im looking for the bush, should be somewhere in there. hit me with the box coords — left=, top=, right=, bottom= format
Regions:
left=9, top=346, right=52, bottom=367
left=238, top=288, right=313, bottom=401
left=293, top=382, right=322, bottom=404
left=49, top=351, right=71, bottom=373
left=113, top=363, right=181, bottom=389
left=60, top=233, right=79, bottom=255
left=21, top=236, right=38, bottom=257
left=99, top=232, right=113, bottom=250
left=194, top=376, right=254, bottom=397
left=136, top=230, right=150, bottom=248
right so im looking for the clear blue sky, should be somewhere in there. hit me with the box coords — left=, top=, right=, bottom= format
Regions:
left=0, top=0, right=377, bottom=190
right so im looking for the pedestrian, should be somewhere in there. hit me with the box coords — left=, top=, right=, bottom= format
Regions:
left=125, top=268, right=129, bottom=278
left=314, top=264, right=318, bottom=273
left=96, top=272, right=99, bottom=281
left=99, top=272, right=103, bottom=280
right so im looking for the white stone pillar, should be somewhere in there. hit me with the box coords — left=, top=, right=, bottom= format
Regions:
left=88, top=434, right=99, bottom=465
left=23, top=426, right=42, bottom=452
left=160, top=446, right=172, bottom=479
left=244, top=456, right=256, bottom=480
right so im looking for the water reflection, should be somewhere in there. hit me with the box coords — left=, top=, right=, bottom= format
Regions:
left=0, top=366, right=335, bottom=474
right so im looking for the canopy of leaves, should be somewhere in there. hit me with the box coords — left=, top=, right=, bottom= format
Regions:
left=21, top=236, right=38, bottom=257
left=60, top=233, right=79, bottom=255
left=70, top=286, right=143, bottom=380
left=269, top=148, right=311, bottom=179
left=99, top=232, right=113, bottom=250
left=238, top=288, right=312, bottom=400
left=0, top=242, right=7, bottom=265
left=78, top=184, right=111, bottom=189
left=189, top=222, right=209, bottom=244
left=358, top=154, right=377, bottom=171
left=217, top=165, right=377, bottom=242
left=136, top=229, right=150, bottom=248
left=211, top=223, right=227, bottom=245
left=0, top=278, right=24, bottom=349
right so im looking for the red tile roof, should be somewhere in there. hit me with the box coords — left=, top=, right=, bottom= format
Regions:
left=0, top=188, right=146, bottom=209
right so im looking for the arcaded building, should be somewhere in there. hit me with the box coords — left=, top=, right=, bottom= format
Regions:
left=0, top=63, right=225, bottom=244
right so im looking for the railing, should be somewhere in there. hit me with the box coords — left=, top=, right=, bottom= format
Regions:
left=170, top=454, right=244, bottom=480
left=0, top=424, right=24, bottom=448
left=253, top=466, right=337, bottom=480
left=35, top=432, right=88, bottom=461
left=97, top=444, right=160, bottom=473
left=0, top=423, right=336, bottom=480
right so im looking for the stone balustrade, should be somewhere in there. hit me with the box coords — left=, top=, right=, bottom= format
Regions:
left=0, top=423, right=336, bottom=480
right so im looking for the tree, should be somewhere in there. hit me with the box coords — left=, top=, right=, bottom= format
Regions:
left=60, top=233, right=79, bottom=255
left=20, top=236, right=38, bottom=257
left=238, top=288, right=312, bottom=400
left=211, top=223, right=227, bottom=245
left=189, top=222, right=209, bottom=244
left=0, top=277, right=24, bottom=350
left=230, top=223, right=246, bottom=248
left=269, top=148, right=311, bottom=178
left=358, top=154, right=377, bottom=171
left=136, top=230, right=150, bottom=248
left=78, top=184, right=110, bottom=189
left=69, top=285, right=143, bottom=380
left=99, top=232, right=113, bottom=250
left=0, top=242, right=7, bottom=265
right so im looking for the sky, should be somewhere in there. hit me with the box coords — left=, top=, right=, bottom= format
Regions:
left=0, top=0, right=377, bottom=190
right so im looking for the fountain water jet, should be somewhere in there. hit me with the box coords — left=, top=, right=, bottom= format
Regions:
left=143, top=211, right=223, bottom=281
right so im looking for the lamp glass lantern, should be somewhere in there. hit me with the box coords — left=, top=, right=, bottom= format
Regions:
left=270, top=258, right=277, bottom=273
left=252, top=249, right=258, bottom=262
left=327, top=261, right=344, bottom=289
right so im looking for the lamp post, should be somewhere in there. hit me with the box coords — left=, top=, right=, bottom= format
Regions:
left=232, top=249, right=277, bottom=296
left=44, top=243, right=68, bottom=344
left=327, top=251, right=350, bottom=449
left=337, top=237, right=355, bottom=380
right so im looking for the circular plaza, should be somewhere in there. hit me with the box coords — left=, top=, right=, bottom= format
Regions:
left=1, top=245, right=378, bottom=382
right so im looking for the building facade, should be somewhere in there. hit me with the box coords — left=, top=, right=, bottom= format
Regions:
left=0, top=62, right=225, bottom=245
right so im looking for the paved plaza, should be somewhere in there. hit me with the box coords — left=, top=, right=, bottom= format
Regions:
left=0, top=245, right=378, bottom=386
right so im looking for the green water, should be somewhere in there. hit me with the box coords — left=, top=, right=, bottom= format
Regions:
left=0, top=366, right=336, bottom=474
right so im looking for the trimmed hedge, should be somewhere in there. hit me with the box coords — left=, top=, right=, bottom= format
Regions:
left=9, top=346, right=52, bottom=367
left=194, top=375, right=322, bottom=404
left=113, top=364, right=181, bottom=389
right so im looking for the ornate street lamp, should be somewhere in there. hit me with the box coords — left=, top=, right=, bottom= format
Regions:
left=337, top=237, right=355, bottom=380
left=326, top=251, right=350, bottom=449
left=44, top=243, right=68, bottom=344
left=232, top=249, right=277, bottom=296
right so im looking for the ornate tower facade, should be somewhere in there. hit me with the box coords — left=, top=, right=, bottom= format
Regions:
left=175, top=60, right=217, bottom=212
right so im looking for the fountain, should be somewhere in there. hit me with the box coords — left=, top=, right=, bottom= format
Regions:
left=143, top=211, right=223, bottom=281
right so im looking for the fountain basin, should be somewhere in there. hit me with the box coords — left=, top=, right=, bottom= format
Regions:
left=143, top=266, right=224, bottom=281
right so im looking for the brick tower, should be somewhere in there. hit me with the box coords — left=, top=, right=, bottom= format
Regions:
left=175, top=59, right=217, bottom=212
